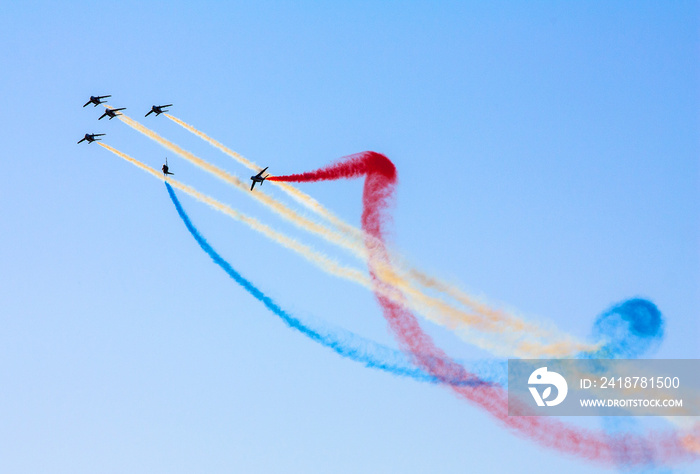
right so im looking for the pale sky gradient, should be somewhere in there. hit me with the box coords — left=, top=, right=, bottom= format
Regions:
left=0, top=2, right=697, bottom=473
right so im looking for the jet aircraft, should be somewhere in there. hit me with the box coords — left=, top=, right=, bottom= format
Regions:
left=77, top=133, right=105, bottom=144
left=83, top=95, right=111, bottom=107
left=98, top=108, right=126, bottom=120
left=162, top=158, right=174, bottom=176
left=250, top=167, right=269, bottom=190
left=145, top=104, right=173, bottom=117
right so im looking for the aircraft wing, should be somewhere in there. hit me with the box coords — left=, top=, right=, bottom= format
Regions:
left=77, top=138, right=86, bottom=144
left=250, top=181, right=256, bottom=191
left=145, top=110, right=153, bottom=117
left=98, top=112, right=107, bottom=120
left=95, top=134, right=105, bottom=137
left=97, top=95, right=111, bottom=99
left=255, top=167, right=268, bottom=178
left=82, top=101, right=91, bottom=107
left=162, top=104, right=173, bottom=108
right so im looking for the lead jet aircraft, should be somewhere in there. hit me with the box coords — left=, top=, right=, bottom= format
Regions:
left=83, top=95, right=111, bottom=107
left=98, top=107, right=126, bottom=120
left=77, top=133, right=105, bottom=144
left=162, top=158, right=174, bottom=176
left=145, top=104, right=173, bottom=117
left=250, top=167, right=269, bottom=190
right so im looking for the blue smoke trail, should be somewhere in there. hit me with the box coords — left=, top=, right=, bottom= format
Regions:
left=165, top=182, right=500, bottom=386
left=166, top=179, right=666, bottom=388
left=166, top=183, right=687, bottom=471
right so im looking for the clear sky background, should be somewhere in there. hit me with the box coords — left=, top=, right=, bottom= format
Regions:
left=0, top=1, right=697, bottom=473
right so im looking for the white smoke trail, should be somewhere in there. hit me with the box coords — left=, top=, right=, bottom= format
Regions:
left=160, top=113, right=598, bottom=356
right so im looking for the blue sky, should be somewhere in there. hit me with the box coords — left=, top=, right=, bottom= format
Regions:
left=0, top=2, right=697, bottom=472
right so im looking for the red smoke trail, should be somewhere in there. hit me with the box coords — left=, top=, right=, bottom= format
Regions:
left=272, top=153, right=474, bottom=383
left=270, top=152, right=697, bottom=467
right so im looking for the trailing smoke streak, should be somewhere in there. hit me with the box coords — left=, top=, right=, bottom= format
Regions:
left=166, top=181, right=426, bottom=380
left=97, top=143, right=372, bottom=289
left=165, top=114, right=503, bottom=329
left=164, top=113, right=364, bottom=241
left=166, top=181, right=502, bottom=387
left=100, top=141, right=698, bottom=466
left=100, top=141, right=504, bottom=385
left=271, top=151, right=699, bottom=468
left=134, top=110, right=597, bottom=357
left=118, top=111, right=362, bottom=255
left=97, top=142, right=500, bottom=330
left=270, top=159, right=597, bottom=357
left=162, top=114, right=581, bottom=351
left=163, top=114, right=259, bottom=171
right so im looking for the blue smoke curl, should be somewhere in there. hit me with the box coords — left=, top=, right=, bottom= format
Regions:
left=588, top=298, right=664, bottom=359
